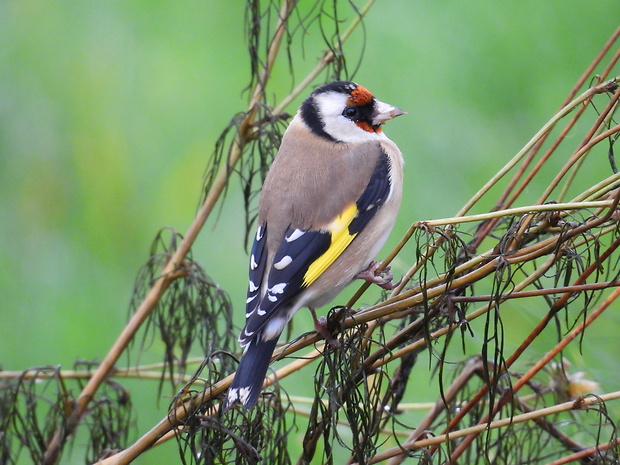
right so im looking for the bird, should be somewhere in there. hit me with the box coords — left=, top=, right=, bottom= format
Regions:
left=223, top=80, right=406, bottom=411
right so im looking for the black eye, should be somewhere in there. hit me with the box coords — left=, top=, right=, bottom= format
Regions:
left=343, top=106, right=358, bottom=118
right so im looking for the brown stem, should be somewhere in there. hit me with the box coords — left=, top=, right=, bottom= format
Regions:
left=464, top=25, right=620, bottom=254
left=447, top=286, right=620, bottom=463
left=542, top=437, right=620, bottom=465
left=386, top=357, right=486, bottom=465
left=426, top=232, right=620, bottom=460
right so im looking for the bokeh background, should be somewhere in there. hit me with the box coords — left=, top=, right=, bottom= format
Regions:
left=1, top=1, right=618, bottom=463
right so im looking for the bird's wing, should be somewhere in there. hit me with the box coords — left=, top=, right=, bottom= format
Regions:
left=240, top=150, right=392, bottom=345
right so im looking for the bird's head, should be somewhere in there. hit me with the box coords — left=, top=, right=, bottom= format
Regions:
left=299, top=81, right=406, bottom=143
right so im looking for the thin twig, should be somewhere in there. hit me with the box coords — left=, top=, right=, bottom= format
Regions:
left=364, top=391, right=620, bottom=464
left=448, top=285, right=620, bottom=462
left=424, top=234, right=620, bottom=459
left=542, top=437, right=620, bottom=465
left=456, top=77, right=619, bottom=218
left=423, top=199, right=615, bottom=227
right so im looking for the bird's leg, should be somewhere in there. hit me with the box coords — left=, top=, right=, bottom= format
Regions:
left=309, top=307, right=341, bottom=348
left=355, top=261, right=397, bottom=290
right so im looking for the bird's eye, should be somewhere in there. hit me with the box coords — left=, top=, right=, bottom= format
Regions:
left=343, top=106, right=358, bottom=118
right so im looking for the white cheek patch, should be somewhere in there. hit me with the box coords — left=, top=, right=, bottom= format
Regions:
left=314, top=92, right=387, bottom=143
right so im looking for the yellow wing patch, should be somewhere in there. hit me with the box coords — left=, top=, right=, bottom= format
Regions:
left=303, top=203, right=359, bottom=287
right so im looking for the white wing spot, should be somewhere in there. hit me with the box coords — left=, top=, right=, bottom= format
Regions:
left=269, top=282, right=287, bottom=294
left=227, top=388, right=239, bottom=404
left=238, top=386, right=252, bottom=405
left=246, top=294, right=257, bottom=304
left=257, top=308, right=266, bottom=316
left=248, top=281, right=258, bottom=292
left=286, top=228, right=305, bottom=242
left=268, top=294, right=277, bottom=302
left=250, top=254, right=258, bottom=270
left=256, top=226, right=264, bottom=241
left=273, top=255, right=292, bottom=270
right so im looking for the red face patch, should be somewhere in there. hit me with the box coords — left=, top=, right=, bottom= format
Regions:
left=355, top=121, right=382, bottom=133
left=347, top=85, right=374, bottom=107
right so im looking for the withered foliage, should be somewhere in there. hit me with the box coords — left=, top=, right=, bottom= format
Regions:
left=0, top=364, right=131, bottom=464
left=131, top=227, right=235, bottom=393
left=172, top=358, right=293, bottom=465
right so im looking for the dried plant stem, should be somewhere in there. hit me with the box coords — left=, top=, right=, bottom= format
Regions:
left=466, top=41, right=620, bottom=252
left=96, top=377, right=232, bottom=465
left=500, top=26, right=620, bottom=211
left=557, top=99, right=620, bottom=202
left=422, top=199, right=614, bottom=227
left=386, top=357, right=486, bottom=465
left=538, top=118, right=620, bottom=204
left=365, top=390, right=620, bottom=464
left=273, top=0, right=377, bottom=115
left=357, top=183, right=620, bottom=329
left=447, top=285, right=620, bottom=463
left=367, top=245, right=561, bottom=371
left=508, top=97, right=591, bottom=210
left=287, top=395, right=435, bottom=411
left=568, top=26, right=620, bottom=102
left=0, top=368, right=195, bottom=383
left=513, top=396, right=586, bottom=455
left=456, top=77, right=619, bottom=218
left=572, top=172, right=620, bottom=202
left=0, top=358, right=209, bottom=382
left=422, top=234, right=620, bottom=460
left=95, top=430, right=180, bottom=465
left=543, top=438, right=620, bottom=465
left=356, top=234, right=563, bottom=326
left=451, top=280, right=620, bottom=302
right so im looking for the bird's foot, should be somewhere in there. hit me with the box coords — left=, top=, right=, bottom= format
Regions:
left=355, top=261, right=397, bottom=290
left=310, top=309, right=341, bottom=349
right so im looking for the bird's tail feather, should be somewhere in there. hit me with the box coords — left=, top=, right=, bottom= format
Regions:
left=222, top=335, right=279, bottom=411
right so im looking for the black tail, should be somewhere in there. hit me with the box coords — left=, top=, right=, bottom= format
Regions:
left=222, top=334, right=279, bottom=411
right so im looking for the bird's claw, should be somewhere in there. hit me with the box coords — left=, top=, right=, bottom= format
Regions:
left=355, top=261, right=397, bottom=290
left=311, top=312, right=341, bottom=348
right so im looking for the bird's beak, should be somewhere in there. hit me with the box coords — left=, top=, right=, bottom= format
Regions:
left=372, top=99, right=407, bottom=126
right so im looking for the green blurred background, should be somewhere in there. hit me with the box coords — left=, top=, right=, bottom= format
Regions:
left=1, top=1, right=618, bottom=463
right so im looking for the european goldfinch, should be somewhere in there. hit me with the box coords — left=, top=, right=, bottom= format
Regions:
left=223, top=81, right=405, bottom=410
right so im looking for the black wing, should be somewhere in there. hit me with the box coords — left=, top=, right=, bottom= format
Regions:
left=240, top=151, right=392, bottom=345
